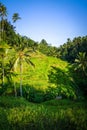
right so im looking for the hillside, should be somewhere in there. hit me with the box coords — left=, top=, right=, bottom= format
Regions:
left=21, top=51, right=68, bottom=89
left=6, top=51, right=78, bottom=101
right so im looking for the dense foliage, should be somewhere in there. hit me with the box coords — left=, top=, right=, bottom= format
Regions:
left=57, top=37, right=87, bottom=63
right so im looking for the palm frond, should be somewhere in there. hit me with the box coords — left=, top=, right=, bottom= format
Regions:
left=25, top=58, right=35, bottom=67
left=9, top=56, right=19, bottom=72
left=24, top=53, right=31, bottom=57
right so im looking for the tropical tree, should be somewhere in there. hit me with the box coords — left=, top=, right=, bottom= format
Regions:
left=12, top=13, right=21, bottom=23
left=0, top=41, right=9, bottom=87
left=0, top=3, right=9, bottom=90
left=0, top=2, right=7, bottom=40
left=12, top=35, right=35, bottom=97
left=12, top=13, right=21, bottom=33
left=74, top=52, right=87, bottom=76
left=1, top=19, right=17, bottom=46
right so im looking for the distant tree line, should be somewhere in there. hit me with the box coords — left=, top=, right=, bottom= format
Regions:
left=37, top=37, right=87, bottom=63
left=57, top=37, right=87, bottom=63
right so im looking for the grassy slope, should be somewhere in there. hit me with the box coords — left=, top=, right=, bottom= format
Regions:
left=12, top=51, right=78, bottom=99
left=2, top=51, right=78, bottom=99
left=15, top=51, right=71, bottom=89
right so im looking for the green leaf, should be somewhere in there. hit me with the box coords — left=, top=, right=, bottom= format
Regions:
left=25, top=58, right=35, bottom=67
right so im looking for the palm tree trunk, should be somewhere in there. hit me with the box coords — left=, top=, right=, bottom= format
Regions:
left=14, top=81, right=17, bottom=97
left=2, top=58, right=4, bottom=87
left=0, top=19, right=1, bottom=41
left=1, top=17, right=4, bottom=40
left=20, top=60, right=22, bottom=96
left=2, top=19, right=4, bottom=41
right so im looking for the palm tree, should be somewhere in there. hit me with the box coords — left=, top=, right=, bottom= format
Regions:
left=74, top=52, right=87, bottom=76
left=12, top=35, right=35, bottom=97
left=0, top=3, right=8, bottom=88
left=0, top=41, right=9, bottom=87
left=12, top=13, right=21, bottom=23
left=0, top=2, right=7, bottom=40
left=12, top=13, right=21, bottom=33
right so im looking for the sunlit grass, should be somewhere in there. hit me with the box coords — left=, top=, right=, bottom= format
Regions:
left=14, top=53, right=70, bottom=90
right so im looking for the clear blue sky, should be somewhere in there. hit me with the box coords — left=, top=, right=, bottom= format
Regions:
left=1, top=0, right=87, bottom=46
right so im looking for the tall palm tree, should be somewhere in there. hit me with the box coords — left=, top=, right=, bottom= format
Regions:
left=0, top=41, right=9, bottom=87
left=12, top=13, right=21, bottom=33
left=12, top=13, right=21, bottom=23
left=12, top=35, right=35, bottom=97
left=74, top=52, right=87, bottom=76
left=0, top=3, right=8, bottom=87
left=0, top=2, right=7, bottom=40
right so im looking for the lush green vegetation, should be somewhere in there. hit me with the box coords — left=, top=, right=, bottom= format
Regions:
left=0, top=96, right=87, bottom=130
left=0, top=2, right=87, bottom=130
left=0, top=50, right=78, bottom=102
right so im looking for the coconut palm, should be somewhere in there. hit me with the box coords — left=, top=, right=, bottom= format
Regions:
left=0, top=41, right=9, bottom=87
left=12, top=13, right=21, bottom=23
left=74, top=52, right=87, bottom=76
left=0, top=2, right=7, bottom=40
left=12, top=13, right=21, bottom=33
left=12, top=35, right=35, bottom=96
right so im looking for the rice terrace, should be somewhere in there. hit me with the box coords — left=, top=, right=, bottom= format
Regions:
left=0, top=0, right=87, bottom=130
